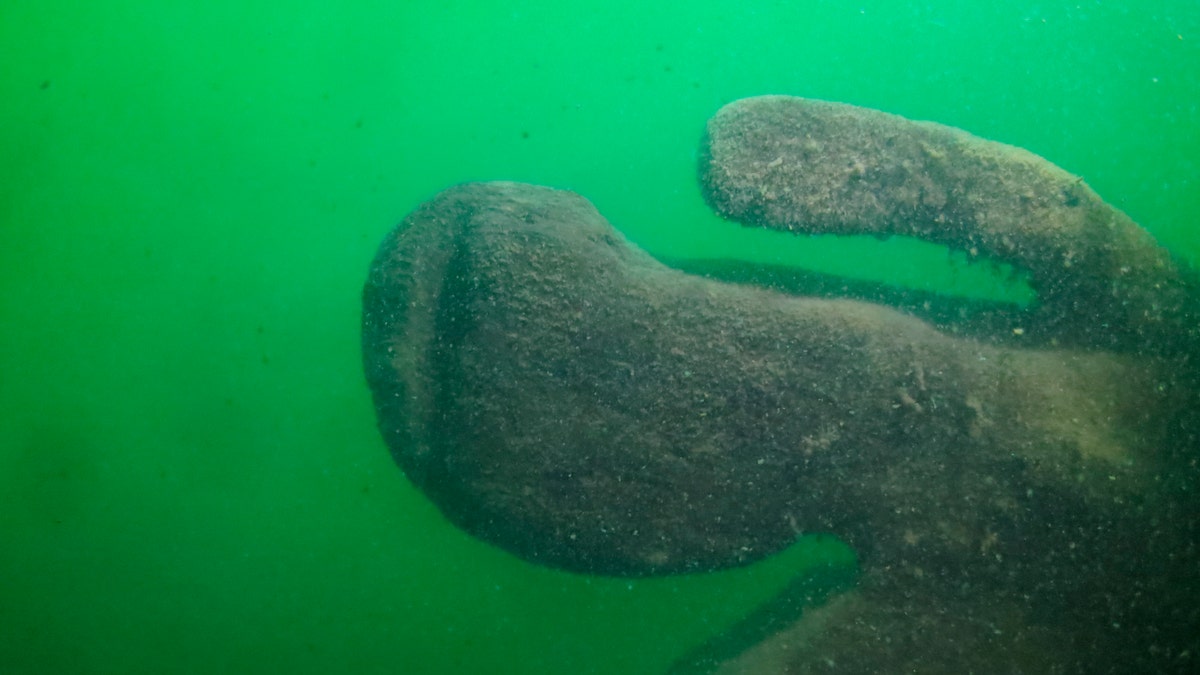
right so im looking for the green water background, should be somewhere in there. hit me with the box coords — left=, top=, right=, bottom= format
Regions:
left=2, top=1, right=1197, bottom=673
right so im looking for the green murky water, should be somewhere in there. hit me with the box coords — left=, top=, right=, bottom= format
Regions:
left=2, top=2, right=1197, bottom=673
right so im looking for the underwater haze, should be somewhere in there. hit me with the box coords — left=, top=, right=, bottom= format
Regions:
left=2, top=1, right=1198, bottom=673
